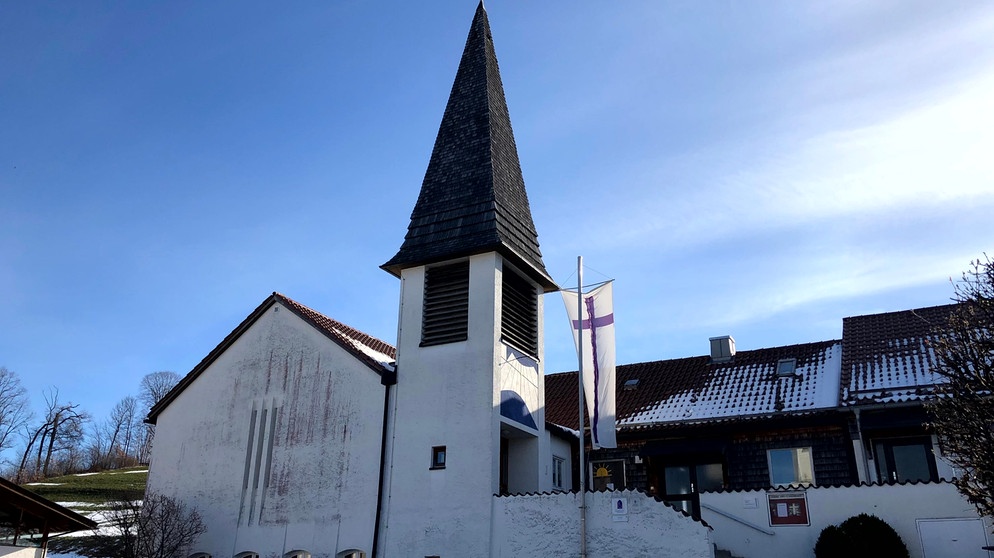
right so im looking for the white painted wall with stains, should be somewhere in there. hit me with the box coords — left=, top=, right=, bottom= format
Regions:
left=148, top=301, right=386, bottom=557
left=492, top=490, right=714, bottom=557
left=379, top=253, right=551, bottom=557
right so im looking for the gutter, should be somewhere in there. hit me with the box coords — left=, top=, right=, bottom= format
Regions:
left=372, top=366, right=396, bottom=558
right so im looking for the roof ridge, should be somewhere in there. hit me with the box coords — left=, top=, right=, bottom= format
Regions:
left=842, top=302, right=959, bottom=321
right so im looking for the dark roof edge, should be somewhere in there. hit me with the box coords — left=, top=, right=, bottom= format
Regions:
left=1, top=476, right=97, bottom=531
left=146, top=293, right=392, bottom=424
left=381, top=243, right=558, bottom=292
left=842, top=302, right=959, bottom=321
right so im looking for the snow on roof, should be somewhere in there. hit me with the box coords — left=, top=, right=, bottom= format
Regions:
left=841, top=304, right=955, bottom=405
left=546, top=340, right=842, bottom=430
left=275, top=293, right=397, bottom=374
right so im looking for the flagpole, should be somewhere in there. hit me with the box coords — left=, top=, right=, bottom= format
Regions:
left=577, top=255, right=587, bottom=558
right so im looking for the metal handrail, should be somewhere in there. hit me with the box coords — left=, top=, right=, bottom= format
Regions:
left=700, top=503, right=776, bottom=536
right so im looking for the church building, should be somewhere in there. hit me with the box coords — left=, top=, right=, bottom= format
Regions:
left=144, top=4, right=714, bottom=558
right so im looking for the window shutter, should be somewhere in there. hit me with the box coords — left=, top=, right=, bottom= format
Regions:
left=501, top=268, right=538, bottom=356
left=422, top=262, right=470, bottom=346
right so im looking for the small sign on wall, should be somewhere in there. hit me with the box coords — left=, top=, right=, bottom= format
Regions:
left=767, top=491, right=809, bottom=526
left=612, top=497, right=629, bottom=522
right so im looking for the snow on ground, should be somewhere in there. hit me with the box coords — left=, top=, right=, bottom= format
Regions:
left=24, top=482, right=62, bottom=486
left=73, top=472, right=100, bottom=476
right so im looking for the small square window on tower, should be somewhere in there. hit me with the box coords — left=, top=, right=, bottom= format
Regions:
left=430, top=446, right=446, bottom=469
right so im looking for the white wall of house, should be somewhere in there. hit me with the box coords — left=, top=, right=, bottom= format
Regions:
left=147, top=301, right=387, bottom=558
left=492, top=490, right=713, bottom=557
left=701, top=482, right=993, bottom=558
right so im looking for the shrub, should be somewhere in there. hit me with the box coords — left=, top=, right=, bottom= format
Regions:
left=814, top=513, right=909, bottom=558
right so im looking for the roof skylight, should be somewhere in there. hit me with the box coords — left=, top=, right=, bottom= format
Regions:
left=777, top=358, right=797, bottom=377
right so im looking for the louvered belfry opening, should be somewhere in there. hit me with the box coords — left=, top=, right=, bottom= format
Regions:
left=501, top=267, right=538, bottom=356
left=421, top=261, right=470, bottom=346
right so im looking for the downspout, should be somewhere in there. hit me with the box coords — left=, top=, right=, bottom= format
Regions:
left=853, top=407, right=871, bottom=483
left=372, top=369, right=396, bottom=558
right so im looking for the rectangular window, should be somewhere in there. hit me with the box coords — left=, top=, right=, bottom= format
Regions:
left=430, top=446, right=446, bottom=469
left=422, top=262, right=469, bottom=346
left=552, top=456, right=566, bottom=490
left=874, top=437, right=938, bottom=483
left=776, top=358, right=797, bottom=376
left=768, top=448, right=814, bottom=487
left=501, top=267, right=538, bottom=356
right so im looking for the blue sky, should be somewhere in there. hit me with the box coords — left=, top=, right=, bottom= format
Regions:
left=2, top=2, right=993, bottom=430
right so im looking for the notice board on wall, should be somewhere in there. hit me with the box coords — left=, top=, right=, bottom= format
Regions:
left=767, top=491, right=810, bottom=526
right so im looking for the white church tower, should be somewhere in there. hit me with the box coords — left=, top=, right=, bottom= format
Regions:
left=378, top=3, right=558, bottom=556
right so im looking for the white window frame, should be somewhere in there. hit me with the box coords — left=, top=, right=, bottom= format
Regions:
left=767, top=447, right=815, bottom=487
left=552, top=455, right=566, bottom=490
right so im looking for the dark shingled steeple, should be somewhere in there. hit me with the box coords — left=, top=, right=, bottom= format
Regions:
left=382, top=2, right=556, bottom=291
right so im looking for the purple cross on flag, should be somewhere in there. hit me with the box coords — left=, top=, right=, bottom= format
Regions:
left=562, top=281, right=617, bottom=449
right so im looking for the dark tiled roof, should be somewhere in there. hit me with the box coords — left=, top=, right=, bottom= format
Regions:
left=545, top=340, right=842, bottom=431
left=381, top=2, right=555, bottom=291
left=147, top=293, right=396, bottom=423
left=841, top=304, right=956, bottom=405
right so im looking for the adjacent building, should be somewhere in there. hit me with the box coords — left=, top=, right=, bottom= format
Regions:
left=545, top=305, right=960, bottom=521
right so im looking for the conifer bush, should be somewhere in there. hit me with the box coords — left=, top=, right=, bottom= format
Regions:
left=814, top=513, right=909, bottom=558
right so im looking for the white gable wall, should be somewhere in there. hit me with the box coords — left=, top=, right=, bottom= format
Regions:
left=147, top=301, right=386, bottom=557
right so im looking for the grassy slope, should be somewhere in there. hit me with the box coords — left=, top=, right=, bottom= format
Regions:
left=21, top=466, right=148, bottom=504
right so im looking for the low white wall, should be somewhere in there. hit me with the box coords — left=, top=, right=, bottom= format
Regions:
left=493, top=490, right=713, bottom=558
left=0, top=546, right=43, bottom=558
left=701, top=482, right=993, bottom=558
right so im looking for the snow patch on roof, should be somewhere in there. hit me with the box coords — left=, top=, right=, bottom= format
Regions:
left=333, top=326, right=397, bottom=371
left=620, top=342, right=842, bottom=426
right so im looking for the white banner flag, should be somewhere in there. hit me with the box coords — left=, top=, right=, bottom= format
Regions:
left=562, top=281, right=617, bottom=449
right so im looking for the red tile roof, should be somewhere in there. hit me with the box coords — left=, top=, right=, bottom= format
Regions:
left=274, top=293, right=396, bottom=372
left=840, top=304, right=956, bottom=405
left=545, top=340, right=841, bottom=431
left=147, top=293, right=395, bottom=423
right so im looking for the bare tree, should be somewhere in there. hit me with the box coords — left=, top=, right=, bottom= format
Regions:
left=0, top=367, right=31, bottom=454
left=16, top=389, right=89, bottom=481
left=138, top=372, right=180, bottom=463
left=139, top=372, right=181, bottom=411
left=88, top=396, right=141, bottom=470
left=50, top=493, right=206, bottom=558
left=108, top=396, right=139, bottom=466
left=107, top=493, right=206, bottom=558
left=928, top=256, right=994, bottom=526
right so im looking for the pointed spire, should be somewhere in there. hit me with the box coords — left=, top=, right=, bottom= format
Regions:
left=382, top=3, right=556, bottom=291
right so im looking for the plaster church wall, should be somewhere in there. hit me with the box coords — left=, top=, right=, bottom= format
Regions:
left=148, top=301, right=386, bottom=557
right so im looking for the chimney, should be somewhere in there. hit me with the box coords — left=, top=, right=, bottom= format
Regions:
left=709, top=335, right=735, bottom=363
